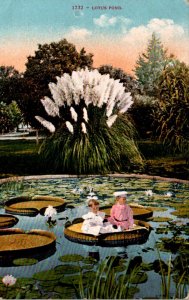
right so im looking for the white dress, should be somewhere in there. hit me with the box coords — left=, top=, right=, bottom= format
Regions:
left=81, top=211, right=121, bottom=236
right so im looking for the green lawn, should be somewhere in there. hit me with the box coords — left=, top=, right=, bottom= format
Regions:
left=0, top=140, right=188, bottom=180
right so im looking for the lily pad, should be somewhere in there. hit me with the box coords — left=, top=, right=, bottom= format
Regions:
left=129, top=271, right=148, bottom=284
left=152, top=217, right=172, bottom=222
left=59, top=254, right=84, bottom=262
left=59, top=274, right=84, bottom=285
left=33, top=270, right=63, bottom=281
left=13, top=258, right=38, bottom=266
left=171, top=209, right=189, bottom=218
left=141, top=262, right=154, bottom=271
left=54, top=286, right=76, bottom=299
left=55, top=264, right=81, bottom=274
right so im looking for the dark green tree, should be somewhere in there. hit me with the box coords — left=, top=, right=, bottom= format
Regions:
left=0, top=66, right=21, bottom=105
left=134, top=33, right=170, bottom=96
left=155, top=60, right=189, bottom=157
left=98, top=64, right=140, bottom=96
left=19, top=39, right=93, bottom=126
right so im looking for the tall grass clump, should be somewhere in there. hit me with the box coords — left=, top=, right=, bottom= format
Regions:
left=75, top=256, right=140, bottom=299
left=35, top=68, right=143, bottom=174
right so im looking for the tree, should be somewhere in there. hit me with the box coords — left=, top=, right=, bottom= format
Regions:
left=129, top=95, right=158, bottom=139
left=155, top=60, right=189, bottom=156
left=35, top=68, right=143, bottom=174
left=0, top=101, right=23, bottom=133
left=134, top=33, right=169, bottom=96
left=0, top=66, right=21, bottom=105
left=98, top=65, right=140, bottom=96
left=19, top=39, right=93, bottom=127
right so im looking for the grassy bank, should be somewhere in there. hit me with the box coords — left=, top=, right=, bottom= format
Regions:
left=0, top=140, right=188, bottom=179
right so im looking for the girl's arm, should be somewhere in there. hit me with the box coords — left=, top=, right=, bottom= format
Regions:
left=128, top=206, right=134, bottom=227
left=110, top=205, right=115, bottom=218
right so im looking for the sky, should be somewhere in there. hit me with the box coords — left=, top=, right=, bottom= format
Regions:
left=0, top=0, right=189, bottom=75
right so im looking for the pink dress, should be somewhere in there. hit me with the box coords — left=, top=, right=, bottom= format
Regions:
left=108, top=204, right=134, bottom=230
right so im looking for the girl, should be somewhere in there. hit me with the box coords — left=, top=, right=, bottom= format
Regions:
left=108, top=191, right=134, bottom=230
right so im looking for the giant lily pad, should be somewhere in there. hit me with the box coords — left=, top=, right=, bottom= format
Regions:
left=0, top=228, right=56, bottom=258
left=0, top=214, right=19, bottom=228
left=100, top=204, right=153, bottom=220
left=4, top=195, right=65, bottom=216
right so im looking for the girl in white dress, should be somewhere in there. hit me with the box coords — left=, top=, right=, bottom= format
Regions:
left=81, top=199, right=121, bottom=236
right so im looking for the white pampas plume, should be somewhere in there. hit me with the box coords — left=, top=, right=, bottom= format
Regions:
left=83, top=107, right=88, bottom=122
left=81, top=122, right=87, bottom=134
left=41, top=96, right=60, bottom=117
left=118, top=92, right=133, bottom=113
left=70, top=107, right=78, bottom=122
left=107, top=114, right=118, bottom=127
left=35, top=116, right=55, bottom=133
left=66, top=121, right=74, bottom=134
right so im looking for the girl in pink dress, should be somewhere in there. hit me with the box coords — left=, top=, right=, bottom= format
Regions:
left=108, top=191, right=134, bottom=230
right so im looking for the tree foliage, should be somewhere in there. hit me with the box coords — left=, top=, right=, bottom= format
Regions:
left=0, top=101, right=23, bottom=133
left=134, top=33, right=169, bottom=96
left=155, top=60, right=189, bottom=156
left=0, top=66, right=21, bottom=105
left=98, top=64, right=140, bottom=96
left=129, top=95, right=158, bottom=139
left=19, top=39, right=93, bottom=126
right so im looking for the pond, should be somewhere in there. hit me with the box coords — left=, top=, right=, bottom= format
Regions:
left=0, top=176, right=188, bottom=299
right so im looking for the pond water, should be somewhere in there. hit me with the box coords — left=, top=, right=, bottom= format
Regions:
left=0, top=176, right=188, bottom=299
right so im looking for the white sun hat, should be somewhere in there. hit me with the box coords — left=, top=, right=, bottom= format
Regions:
left=113, top=191, right=127, bottom=197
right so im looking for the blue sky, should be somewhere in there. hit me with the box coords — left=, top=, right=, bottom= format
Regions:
left=0, top=0, right=188, bottom=73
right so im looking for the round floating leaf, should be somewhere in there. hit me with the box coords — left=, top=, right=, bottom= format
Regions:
left=152, top=217, right=172, bottom=222
left=55, top=264, right=81, bottom=274
left=59, top=254, right=84, bottom=262
left=83, top=271, right=97, bottom=280
left=16, top=278, right=36, bottom=286
left=82, top=264, right=94, bottom=270
left=54, top=285, right=76, bottom=297
left=129, top=271, right=148, bottom=284
left=171, top=209, right=189, bottom=218
left=141, top=262, right=154, bottom=271
left=33, top=270, right=63, bottom=281
left=13, top=258, right=38, bottom=266
left=59, top=274, right=84, bottom=285
left=125, top=286, right=140, bottom=299
left=82, top=256, right=97, bottom=265
left=39, top=280, right=57, bottom=287
left=113, top=265, right=126, bottom=273
left=24, top=291, right=41, bottom=299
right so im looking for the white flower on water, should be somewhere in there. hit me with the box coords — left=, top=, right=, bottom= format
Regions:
left=165, top=192, right=173, bottom=197
left=2, top=275, right=16, bottom=286
left=88, top=192, right=96, bottom=197
left=35, top=116, right=55, bottom=133
left=145, top=190, right=153, bottom=197
left=83, top=107, right=88, bottom=122
left=70, top=107, right=78, bottom=122
left=66, top=121, right=74, bottom=134
left=81, top=122, right=87, bottom=134
left=87, top=195, right=98, bottom=200
left=44, top=205, right=57, bottom=218
left=107, top=114, right=118, bottom=127
left=71, top=187, right=83, bottom=195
